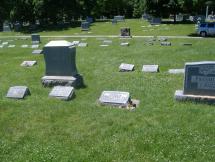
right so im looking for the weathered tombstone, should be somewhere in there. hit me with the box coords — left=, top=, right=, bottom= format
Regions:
left=81, top=22, right=90, bottom=31
left=142, top=65, right=159, bottom=73
left=3, top=22, right=11, bottom=32
left=78, top=43, right=88, bottom=47
left=21, top=61, right=37, bottom=67
left=31, top=34, right=41, bottom=44
left=150, top=17, right=161, bottom=25
left=98, top=91, right=139, bottom=110
left=120, top=28, right=131, bottom=37
left=161, top=42, right=171, bottom=46
left=114, top=16, right=125, bottom=22
left=175, top=61, right=215, bottom=102
left=49, top=86, right=74, bottom=100
left=6, top=86, right=30, bottom=99
left=32, top=49, right=43, bottom=54
left=41, top=40, right=83, bottom=87
left=119, top=63, right=134, bottom=72
left=120, top=42, right=129, bottom=46
left=168, top=69, right=185, bottom=74
left=14, top=22, right=22, bottom=32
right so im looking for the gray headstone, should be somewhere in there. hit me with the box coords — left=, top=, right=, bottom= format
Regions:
left=32, top=49, right=43, bottom=54
left=42, top=40, right=83, bottom=87
left=142, top=65, right=159, bottom=73
left=119, top=63, right=134, bottom=72
left=6, top=86, right=30, bottom=99
left=184, top=61, right=215, bottom=95
left=99, top=91, right=130, bottom=107
left=86, top=16, right=93, bottom=23
left=21, top=61, right=37, bottom=67
left=31, top=44, right=39, bottom=48
left=120, top=28, right=131, bottom=37
left=168, top=69, right=185, bottom=74
left=81, top=22, right=90, bottom=31
left=3, top=22, right=11, bottom=32
left=49, top=86, right=74, bottom=100
left=31, top=34, right=41, bottom=44
left=161, top=42, right=171, bottom=46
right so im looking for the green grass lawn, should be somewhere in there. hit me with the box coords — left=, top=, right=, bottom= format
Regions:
left=0, top=19, right=196, bottom=37
left=0, top=22, right=215, bottom=161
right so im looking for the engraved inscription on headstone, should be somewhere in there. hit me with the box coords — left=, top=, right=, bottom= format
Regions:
left=142, top=65, right=159, bottom=73
left=49, top=86, right=74, bottom=100
left=184, top=62, right=215, bottom=95
left=21, top=61, right=37, bottom=67
left=6, top=86, right=30, bottom=99
left=175, top=61, right=215, bottom=102
left=119, top=63, right=134, bottom=72
left=99, top=91, right=130, bottom=107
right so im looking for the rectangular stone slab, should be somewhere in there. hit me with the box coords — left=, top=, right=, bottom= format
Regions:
left=119, top=63, right=134, bottom=72
left=78, top=43, right=88, bottom=47
left=8, top=45, right=15, bottom=48
left=21, top=61, right=37, bottom=67
left=168, top=69, right=185, bottom=74
left=32, top=49, right=43, bottom=54
left=49, top=86, right=74, bottom=100
left=184, top=61, right=215, bottom=96
left=142, top=65, right=159, bottom=73
left=21, top=45, right=28, bottom=48
left=31, top=45, right=39, bottom=48
left=6, top=86, right=30, bottom=99
left=99, top=91, right=130, bottom=106
left=120, top=42, right=129, bottom=46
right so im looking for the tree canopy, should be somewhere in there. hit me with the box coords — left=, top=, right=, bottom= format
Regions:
left=0, top=0, right=213, bottom=24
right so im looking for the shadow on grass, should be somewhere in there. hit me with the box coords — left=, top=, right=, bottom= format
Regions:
left=161, top=20, right=195, bottom=25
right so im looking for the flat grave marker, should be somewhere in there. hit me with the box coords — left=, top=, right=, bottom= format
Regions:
left=120, top=42, right=129, bottom=46
left=49, top=86, right=74, bottom=101
left=142, top=65, right=159, bottom=73
left=31, top=44, right=39, bottom=48
left=32, top=49, right=43, bottom=54
left=21, top=61, right=37, bottom=67
left=119, top=63, right=134, bottom=72
left=168, top=69, right=185, bottom=74
left=6, top=86, right=30, bottom=99
left=8, top=45, right=15, bottom=48
left=21, top=45, right=29, bottom=48
left=78, top=43, right=88, bottom=47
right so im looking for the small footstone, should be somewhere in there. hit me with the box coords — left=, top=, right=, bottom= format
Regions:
left=161, top=42, right=171, bottom=46
left=21, top=45, right=28, bottom=48
left=142, top=65, right=159, bottom=73
left=100, top=44, right=109, bottom=47
left=78, top=43, right=88, bottom=47
left=6, top=86, right=30, bottom=99
left=49, top=86, right=74, bottom=101
left=32, top=49, right=43, bottom=54
left=120, top=42, right=129, bottom=46
left=31, top=44, right=39, bottom=48
left=8, top=45, right=15, bottom=48
left=119, top=63, right=134, bottom=72
left=21, top=61, right=37, bottom=67
left=168, top=69, right=184, bottom=74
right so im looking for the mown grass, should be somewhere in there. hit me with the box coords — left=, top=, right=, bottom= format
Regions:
left=0, top=19, right=196, bottom=36
left=0, top=24, right=215, bottom=161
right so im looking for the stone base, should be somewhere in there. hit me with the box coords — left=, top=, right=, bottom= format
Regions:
left=41, top=74, right=83, bottom=88
left=175, top=90, right=215, bottom=103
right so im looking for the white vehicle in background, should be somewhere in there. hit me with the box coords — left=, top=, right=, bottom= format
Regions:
left=196, top=22, right=215, bottom=37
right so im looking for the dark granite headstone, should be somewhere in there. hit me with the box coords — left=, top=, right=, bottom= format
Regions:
left=49, top=86, right=74, bottom=100
left=86, top=16, right=93, bottom=23
left=81, top=22, right=90, bottom=31
left=6, top=86, right=30, bottom=99
left=150, top=18, right=161, bottom=25
left=175, top=61, right=215, bottom=102
left=42, top=40, right=83, bottom=87
left=31, top=34, right=41, bottom=44
left=120, top=28, right=131, bottom=37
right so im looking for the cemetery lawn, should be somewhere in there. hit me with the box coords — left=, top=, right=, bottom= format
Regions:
left=0, top=19, right=195, bottom=37
left=0, top=37, right=215, bottom=161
